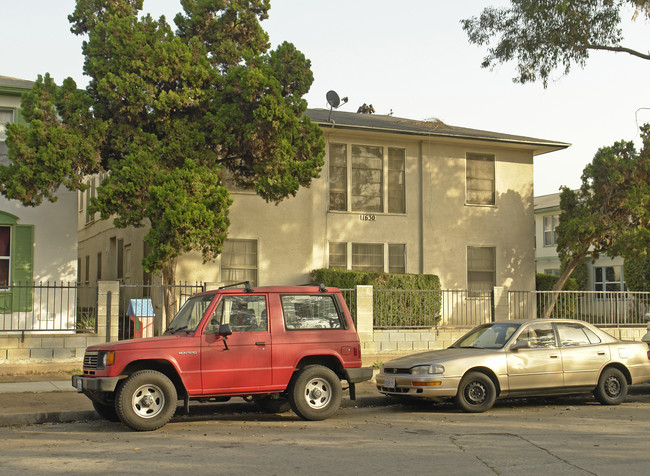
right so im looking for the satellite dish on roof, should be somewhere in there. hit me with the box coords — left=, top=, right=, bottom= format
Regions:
left=326, top=90, right=348, bottom=123
left=326, top=90, right=341, bottom=108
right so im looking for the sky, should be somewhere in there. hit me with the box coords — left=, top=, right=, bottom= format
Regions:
left=2, top=0, right=649, bottom=196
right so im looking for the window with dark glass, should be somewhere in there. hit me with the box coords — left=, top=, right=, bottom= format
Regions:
left=466, top=153, right=495, bottom=205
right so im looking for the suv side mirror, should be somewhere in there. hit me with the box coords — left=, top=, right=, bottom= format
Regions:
left=510, top=340, right=531, bottom=351
left=218, top=323, right=232, bottom=337
left=218, top=323, right=232, bottom=350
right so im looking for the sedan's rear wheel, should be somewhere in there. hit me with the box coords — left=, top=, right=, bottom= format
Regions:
left=455, top=371, right=496, bottom=413
left=593, top=367, right=628, bottom=405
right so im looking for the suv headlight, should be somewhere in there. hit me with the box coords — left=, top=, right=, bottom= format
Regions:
left=98, top=351, right=115, bottom=369
left=410, top=364, right=444, bottom=375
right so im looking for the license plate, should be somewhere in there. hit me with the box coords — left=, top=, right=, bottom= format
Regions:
left=384, top=377, right=396, bottom=389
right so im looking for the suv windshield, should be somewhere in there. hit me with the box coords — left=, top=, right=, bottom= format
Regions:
left=451, top=323, right=520, bottom=349
left=166, top=294, right=215, bottom=334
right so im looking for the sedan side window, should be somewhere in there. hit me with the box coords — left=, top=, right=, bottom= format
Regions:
left=556, top=323, right=601, bottom=346
left=516, top=323, right=556, bottom=349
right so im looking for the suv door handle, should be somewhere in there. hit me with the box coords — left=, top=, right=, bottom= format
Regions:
left=255, top=342, right=266, bottom=346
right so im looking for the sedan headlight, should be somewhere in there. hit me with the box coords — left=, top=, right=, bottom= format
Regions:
left=410, top=364, right=444, bottom=375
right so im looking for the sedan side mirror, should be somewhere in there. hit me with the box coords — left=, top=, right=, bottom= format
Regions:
left=510, top=340, right=531, bottom=351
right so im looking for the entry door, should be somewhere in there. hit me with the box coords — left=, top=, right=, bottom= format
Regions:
left=506, top=322, right=563, bottom=391
left=200, top=294, right=272, bottom=394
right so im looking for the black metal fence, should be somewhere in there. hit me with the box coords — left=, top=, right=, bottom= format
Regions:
left=0, top=282, right=98, bottom=332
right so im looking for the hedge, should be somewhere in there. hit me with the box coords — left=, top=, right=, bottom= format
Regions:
left=311, top=269, right=442, bottom=327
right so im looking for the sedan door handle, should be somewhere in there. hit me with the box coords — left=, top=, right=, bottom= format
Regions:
left=255, top=342, right=266, bottom=346
left=597, top=352, right=606, bottom=356
left=550, top=355, right=559, bottom=359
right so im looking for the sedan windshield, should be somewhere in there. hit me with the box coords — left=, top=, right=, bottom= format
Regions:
left=451, top=323, right=520, bottom=349
left=166, top=294, right=215, bottom=334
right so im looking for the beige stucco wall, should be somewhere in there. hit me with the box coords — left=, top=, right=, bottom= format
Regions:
left=78, top=125, right=541, bottom=292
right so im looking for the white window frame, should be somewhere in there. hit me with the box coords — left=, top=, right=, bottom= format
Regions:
left=328, top=142, right=406, bottom=214
left=543, top=215, right=560, bottom=246
left=221, top=239, right=258, bottom=287
left=328, top=242, right=406, bottom=273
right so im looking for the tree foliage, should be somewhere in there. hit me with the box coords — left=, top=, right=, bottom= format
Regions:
left=542, top=125, right=650, bottom=315
left=0, top=0, right=325, bottom=323
left=462, top=0, right=650, bottom=87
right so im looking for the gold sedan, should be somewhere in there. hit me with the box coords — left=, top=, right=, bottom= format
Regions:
left=375, top=319, right=650, bottom=412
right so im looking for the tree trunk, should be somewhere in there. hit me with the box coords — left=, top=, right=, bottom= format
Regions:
left=161, top=261, right=178, bottom=327
left=541, top=252, right=587, bottom=319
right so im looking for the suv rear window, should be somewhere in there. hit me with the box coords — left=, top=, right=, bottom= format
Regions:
left=281, top=294, right=343, bottom=330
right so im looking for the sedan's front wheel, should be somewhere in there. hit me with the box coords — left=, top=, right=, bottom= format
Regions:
left=593, top=367, right=628, bottom=405
left=455, top=371, right=496, bottom=413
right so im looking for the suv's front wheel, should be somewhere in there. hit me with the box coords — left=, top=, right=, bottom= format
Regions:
left=116, top=370, right=177, bottom=431
left=289, top=365, right=341, bottom=421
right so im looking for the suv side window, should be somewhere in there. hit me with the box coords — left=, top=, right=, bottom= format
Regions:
left=206, top=295, right=268, bottom=334
left=281, top=295, right=343, bottom=330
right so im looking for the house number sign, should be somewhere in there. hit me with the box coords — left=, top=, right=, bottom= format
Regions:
left=359, top=214, right=376, bottom=221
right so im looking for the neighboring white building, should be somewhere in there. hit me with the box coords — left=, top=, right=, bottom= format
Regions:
left=0, top=75, right=78, bottom=331
left=534, top=192, right=626, bottom=291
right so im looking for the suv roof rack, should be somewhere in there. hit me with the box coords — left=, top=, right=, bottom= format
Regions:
left=218, top=281, right=253, bottom=293
left=300, top=282, right=328, bottom=293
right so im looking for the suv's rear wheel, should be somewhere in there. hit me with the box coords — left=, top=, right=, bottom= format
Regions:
left=289, top=365, right=341, bottom=421
left=116, top=370, right=177, bottom=431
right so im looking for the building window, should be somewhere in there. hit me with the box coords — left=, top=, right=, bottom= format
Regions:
left=96, top=252, right=102, bottom=280
left=0, top=108, right=14, bottom=165
left=466, top=153, right=495, bottom=205
left=85, top=177, right=96, bottom=224
left=0, top=226, right=10, bottom=287
left=352, top=243, right=384, bottom=272
left=328, top=144, right=347, bottom=211
left=387, top=148, right=406, bottom=213
left=328, top=242, right=347, bottom=269
left=221, top=239, right=258, bottom=286
left=84, top=255, right=90, bottom=284
left=594, top=266, right=625, bottom=292
left=388, top=244, right=406, bottom=274
left=543, top=215, right=560, bottom=246
left=543, top=268, right=560, bottom=276
left=352, top=145, right=383, bottom=212
left=467, top=246, right=496, bottom=290
left=328, top=143, right=406, bottom=214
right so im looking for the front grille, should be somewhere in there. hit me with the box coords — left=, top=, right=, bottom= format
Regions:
left=83, top=351, right=99, bottom=369
left=384, top=367, right=411, bottom=375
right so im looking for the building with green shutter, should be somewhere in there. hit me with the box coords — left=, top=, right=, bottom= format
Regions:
left=0, top=75, right=78, bottom=330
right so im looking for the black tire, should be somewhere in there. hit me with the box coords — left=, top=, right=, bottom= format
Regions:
left=455, top=371, right=497, bottom=413
left=255, top=396, right=291, bottom=414
left=116, top=370, right=177, bottom=431
left=289, top=365, right=342, bottom=421
left=593, top=367, right=628, bottom=405
left=92, top=400, right=120, bottom=422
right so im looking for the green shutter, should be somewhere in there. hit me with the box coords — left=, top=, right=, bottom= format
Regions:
left=11, top=224, right=33, bottom=311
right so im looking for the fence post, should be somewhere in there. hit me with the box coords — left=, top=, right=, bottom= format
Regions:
left=355, top=285, right=374, bottom=343
left=493, top=286, right=508, bottom=321
left=97, top=281, right=120, bottom=342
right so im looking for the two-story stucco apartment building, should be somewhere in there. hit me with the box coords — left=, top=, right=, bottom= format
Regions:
left=78, top=108, right=569, bottom=293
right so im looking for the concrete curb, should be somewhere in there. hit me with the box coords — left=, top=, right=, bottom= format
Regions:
left=0, top=410, right=98, bottom=427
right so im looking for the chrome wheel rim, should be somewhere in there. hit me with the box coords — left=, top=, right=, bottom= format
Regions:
left=131, top=384, right=165, bottom=418
left=303, top=377, right=332, bottom=410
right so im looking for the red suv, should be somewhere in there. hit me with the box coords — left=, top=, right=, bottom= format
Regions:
left=72, top=283, right=372, bottom=431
